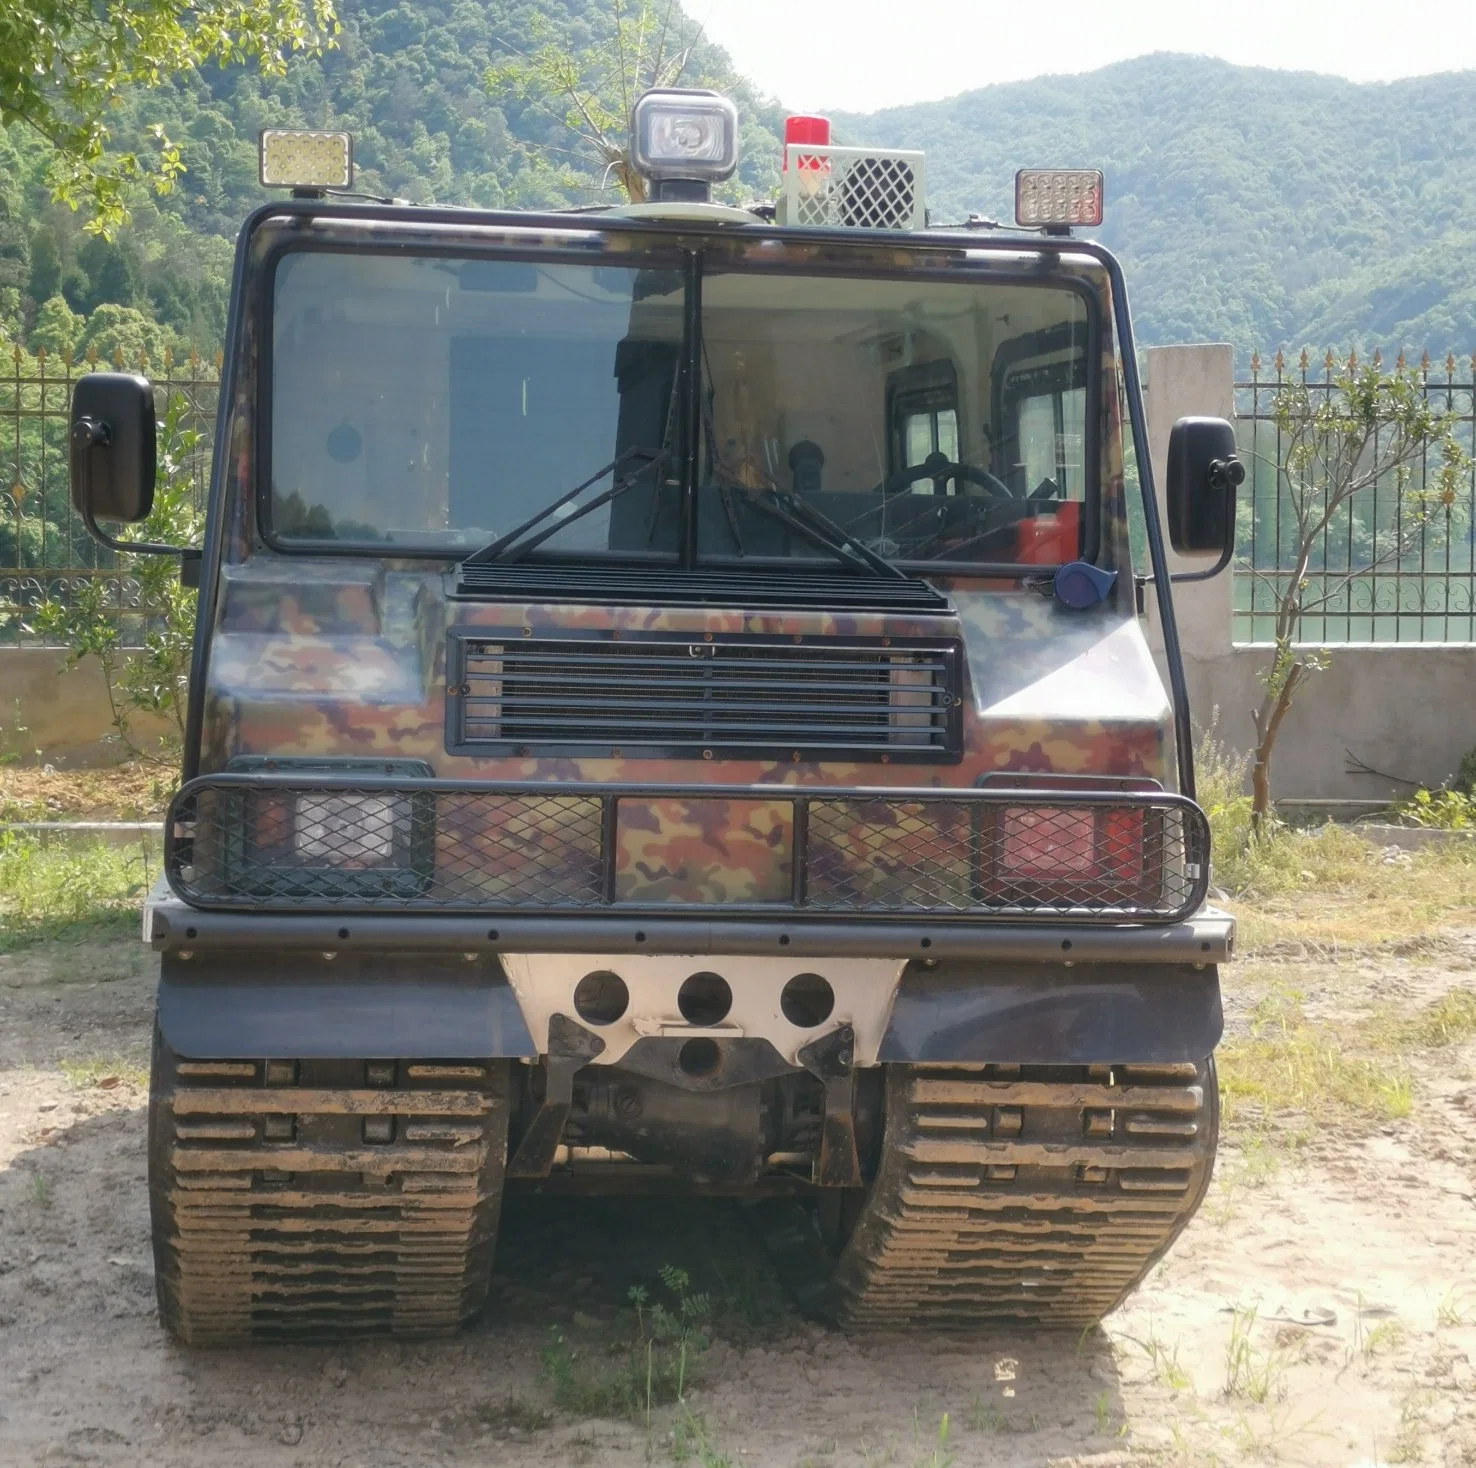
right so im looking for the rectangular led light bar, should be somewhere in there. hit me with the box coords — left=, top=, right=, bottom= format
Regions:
left=1015, top=169, right=1104, bottom=228
left=259, top=128, right=353, bottom=190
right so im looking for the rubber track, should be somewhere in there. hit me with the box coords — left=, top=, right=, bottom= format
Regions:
left=149, top=1038, right=510, bottom=1344
left=828, top=1061, right=1218, bottom=1328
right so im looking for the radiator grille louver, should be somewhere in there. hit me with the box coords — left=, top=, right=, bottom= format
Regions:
left=448, top=635, right=962, bottom=762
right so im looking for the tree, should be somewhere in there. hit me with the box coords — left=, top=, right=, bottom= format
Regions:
left=77, top=303, right=178, bottom=366
left=31, top=396, right=203, bottom=762
left=28, top=294, right=83, bottom=357
left=1245, top=354, right=1472, bottom=826
left=0, top=0, right=339, bottom=236
left=485, top=0, right=726, bottom=203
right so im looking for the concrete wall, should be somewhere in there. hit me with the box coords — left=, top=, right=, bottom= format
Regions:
left=1143, top=344, right=1476, bottom=801
left=0, top=647, right=172, bottom=765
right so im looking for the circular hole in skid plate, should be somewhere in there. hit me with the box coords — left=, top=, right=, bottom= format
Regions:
left=678, top=971, right=732, bottom=1025
left=573, top=970, right=629, bottom=1027
left=781, top=973, right=835, bottom=1028
left=678, top=1037, right=721, bottom=1078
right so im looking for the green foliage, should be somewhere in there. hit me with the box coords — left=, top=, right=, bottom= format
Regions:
left=1456, top=744, right=1476, bottom=796
left=0, top=0, right=338, bottom=236
left=1245, top=362, right=1471, bottom=821
left=841, top=54, right=1476, bottom=353
left=539, top=1263, right=713, bottom=1422
left=0, top=830, right=156, bottom=949
left=30, top=395, right=202, bottom=761
left=1396, top=787, right=1476, bottom=830
left=28, top=293, right=83, bottom=357
left=484, top=0, right=778, bottom=204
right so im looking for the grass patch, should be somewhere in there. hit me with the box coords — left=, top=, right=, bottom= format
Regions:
left=0, top=832, right=156, bottom=951
left=1197, top=721, right=1476, bottom=949
left=540, top=1265, right=713, bottom=1424
left=1362, top=988, right=1476, bottom=1051
left=59, top=1053, right=150, bottom=1089
left=1218, top=991, right=1412, bottom=1136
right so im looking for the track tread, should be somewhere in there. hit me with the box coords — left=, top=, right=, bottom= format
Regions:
left=148, top=1034, right=510, bottom=1345
left=831, top=1060, right=1217, bottom=1329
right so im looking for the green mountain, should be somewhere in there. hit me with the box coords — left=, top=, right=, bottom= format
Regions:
left=838, top=54, right=1476, bottom=353
left=2, top=27, right=1473, bottom=361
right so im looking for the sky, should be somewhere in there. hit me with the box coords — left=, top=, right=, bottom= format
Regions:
left=694, top=0, right=1476, bottom=112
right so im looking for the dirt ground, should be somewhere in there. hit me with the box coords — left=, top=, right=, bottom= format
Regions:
left=1, top=930, right=1474, bottom=1468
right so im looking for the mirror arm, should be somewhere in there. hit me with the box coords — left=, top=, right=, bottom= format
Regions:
left=73, top=417, right=199, bottom=561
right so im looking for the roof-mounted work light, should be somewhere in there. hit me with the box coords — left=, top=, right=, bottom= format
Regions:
left=259, top=128, right=354, bottom=193
left=1014, top=169, right=1104, bottom=231
left=630, top=88, right=739, bottom=203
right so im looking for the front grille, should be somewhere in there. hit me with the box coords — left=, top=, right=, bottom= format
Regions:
left=166, top=776, right=1210, bottom=924
left=447, top=633, right=963, bottom=762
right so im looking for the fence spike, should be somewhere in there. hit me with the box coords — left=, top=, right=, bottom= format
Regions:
left=9, top=480, right=24, bottom=510
left=35, top=345, right=46, bottom=368
left=1298, top=347, right=1309, bottom=373
left=1323, top=348, right=1335, bottom=377
left=1347, top=347, right=1358, bottom=372
left=187, top=348, right=199, bottom=368
left=1273, top=348, right=1284, bottom=374
left=1446, top=351, right=1457, bottom=378
left=1421, top=350, right=1431, bottom=375
left=213, top=350, right=223, bottom=370
left=162, top=345, right=173, bottom=371
left=85, top=344, right=98, bottom=366
left=1249, top=350, right=1261, bottom=378
left=1372, top=348, right=1382, bottom=370
left=139, top=348, right=150, bottom=373
left=1396, top=349, right=1407, bottom=372
left=111, top=345, right=124, bottom=369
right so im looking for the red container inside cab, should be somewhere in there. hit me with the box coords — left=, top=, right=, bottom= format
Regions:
left=1015, top=501, right=1081, bottom=563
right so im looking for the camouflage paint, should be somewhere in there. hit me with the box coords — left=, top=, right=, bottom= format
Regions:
left=194, top=212, right=1171, bottom=909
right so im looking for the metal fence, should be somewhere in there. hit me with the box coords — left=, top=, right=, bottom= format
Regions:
left=1234, top=350, right=1476, bottom=644
left=1, top=343, right=219, bottom=646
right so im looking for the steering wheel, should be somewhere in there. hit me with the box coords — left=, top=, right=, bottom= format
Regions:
left=878, top=451, right=1015, bottom=503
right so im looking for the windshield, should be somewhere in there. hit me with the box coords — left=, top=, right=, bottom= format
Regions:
left=268, top=246, right=1094, bottom=568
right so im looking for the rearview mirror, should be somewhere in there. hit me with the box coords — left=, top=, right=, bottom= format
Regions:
left=1166, top=416, right=1243, bottom=558
left=70, top=372, right=157, bottom=526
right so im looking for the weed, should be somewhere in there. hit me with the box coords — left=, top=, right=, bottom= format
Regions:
left=909, top=1412, right=954, bottom=1468
left=1397, top=786, right=1476, bottom=829
left=671, top=1404, right=732, bottom=1467
left=1363, top=1320, right=1404, bottom=1358
left=1223, top=1308, right=1291, bottom=1404
left=1126, top=1329, right=1193, bottom=1391
left=539, top=1264, right=713, bottom=1423
left=1388, top=1390, right=1433, bottom=1464
left=32, top=1172, right=49, bottom=1207
left=1436, top=1287, right=1468, bottom=1328
left=1365, top=988, right=1476, bottom=1051
left=0, top=832, right=156, bottom=951
left=0, top=699, right=38, bottom=766
left=1218, top=990, right=1412, bottom=1134
left=965, top=1395, right=1003, bottom=1433
left=60, top=1053, right=149, bottom=1090
left=1092, top=1392, right=1112, bottom=1434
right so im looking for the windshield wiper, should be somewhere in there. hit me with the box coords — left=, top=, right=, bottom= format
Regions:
left=463, top=447, right=671, bottom=565
left=744, top=485, right=911, bottom=580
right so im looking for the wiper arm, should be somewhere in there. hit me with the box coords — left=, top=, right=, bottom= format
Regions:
left=746, top=485, right=910, bottom=580
left=463, top=447, right=670, bottom=566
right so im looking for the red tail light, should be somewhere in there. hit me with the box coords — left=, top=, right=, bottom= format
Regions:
left=783, top=114, right=831, bottom=171
left=984, top=794, right=1154, bottom=906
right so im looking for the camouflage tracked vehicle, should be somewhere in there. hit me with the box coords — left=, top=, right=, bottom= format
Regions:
left=71, top=96, right=1243, bottom=1343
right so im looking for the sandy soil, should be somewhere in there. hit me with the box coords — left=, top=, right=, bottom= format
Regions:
left=1, top=933, right=1474, bottom=1468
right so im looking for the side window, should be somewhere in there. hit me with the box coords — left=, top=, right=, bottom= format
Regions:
left=1015, top=383, right=1086, bottom=498
left=888, top=360, right=959, bottom=493
left=992, top=324, right=1089, bottom=501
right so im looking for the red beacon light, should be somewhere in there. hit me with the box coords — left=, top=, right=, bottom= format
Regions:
left=783, top=114, right=831, bottom=169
